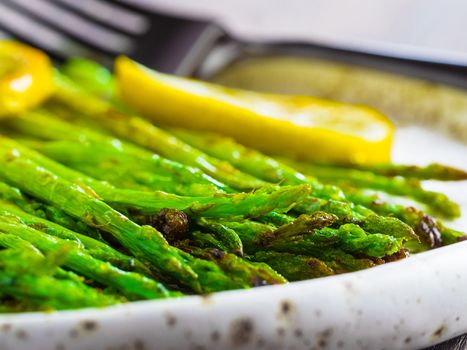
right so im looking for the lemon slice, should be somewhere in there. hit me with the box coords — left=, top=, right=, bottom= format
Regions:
left=0, top=40, right=54, bottom=117
left=116, top=56, right=394, bottom=164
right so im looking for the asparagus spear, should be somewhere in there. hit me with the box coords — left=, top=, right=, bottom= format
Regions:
left=286, top=161, right=460, bottom=219
left=0, top=180, right=105, bottom=241
left=251, top=249, right=386, bottom=281
left=169, top=127, right=344, bottom=200
left=268, top=222, right=401, bottom=258
left=345, top=188, right=466, bottom=249
left=0, top=233, right=92, bottom=285
left=189, top=231, right=232, bottom=252
left=0, top=248, right=119, bottom=310
left=0, top=217, right=174, bottom=300
left=196, top=217, right=244, bottom=256
left=250, top=251, right=335, bottom=281
left=62, top=58, right=116, bottom=99
left=0, top=198, right=151, bottom=275
left=51, top=72, right=269, bottom=191
left=175, top=242, right=287, bottom=286
left=336, top=162, right=467, bottom=181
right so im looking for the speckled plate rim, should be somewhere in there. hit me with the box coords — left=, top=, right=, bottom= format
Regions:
left=2, top=240, right=467, bottom=350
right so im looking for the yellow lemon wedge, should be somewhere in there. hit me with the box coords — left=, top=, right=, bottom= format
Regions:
left=0, top=40, right=54, bottom=117
left=116, top=56, right=394, bottom=164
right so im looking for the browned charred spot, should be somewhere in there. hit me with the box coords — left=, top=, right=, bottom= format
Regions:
left=210, top=330, right=220, bottom=342
left=15, top=329, right=28, bottom=340
left=209, top=248, right=225, bottom=260
left=294, top=329, right=303, bottom=337
left=404, top=337, right=411, bottom=344
left=134, top=339, right=145, bottom=350
left=165, top=314, right=177, bottom=328
left=277, top=327, right=285, bottom=336
left=230, top=317, right=254, bottom=346
left=383, top=249, right=409, bottom=263
left=149, top=208, right=189, bottom=244
left=456, top=317, right=461, bottom=322
left=80, top=320, right=98, bottom=332
left=30, top=223, right=49, bottom=231
left=457, top=235, right=467, bottom=242
left=1, top=323, right=11, bottom=332
left=432, top=325, right=447, bottom=339
left=417, top=214, right=442, bottom=248
left=308, top=259, right=319, bottom=269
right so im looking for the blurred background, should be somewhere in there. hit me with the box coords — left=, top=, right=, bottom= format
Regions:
left=135, top=0, right=467, bottom=65
left=2, top=0, right=467, bottom=68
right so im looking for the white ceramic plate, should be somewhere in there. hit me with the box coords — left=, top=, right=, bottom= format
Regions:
left=0, top=126, right=466, bottom=350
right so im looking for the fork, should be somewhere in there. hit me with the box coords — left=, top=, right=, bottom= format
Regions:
left=0, top=0, right=226, bottom=75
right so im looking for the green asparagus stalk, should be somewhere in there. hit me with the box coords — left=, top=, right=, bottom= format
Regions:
left=267, top=222, right=402, bottom=258
left=189, top=231, right=232, bottom=252
left=0, top=180, right=105, bottom=241
left=250, top=251, right=335, bottom=281
left=0, top=248, right=119, bottom=310
left=345, top=188, right=466, bottom=249
left=0, top=233, right=91, bottom=285
left=286, top=161, right=460, bottom=219
left=175, top=242, right=287, bottom=286
left=62, top=58, right=116, bottom=99
left=0, top=198, right=151, bottom=275
left=0, top=217, right=174, bottom=300
left=169, top=127, right=344, bottom=200
left=196, top=217, right=244, bottom=256
left=251, top=249, right=386, bottom=281
left=337, top=162, right=467, bottom=181
left=51, top=72, right=269, bottom=191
